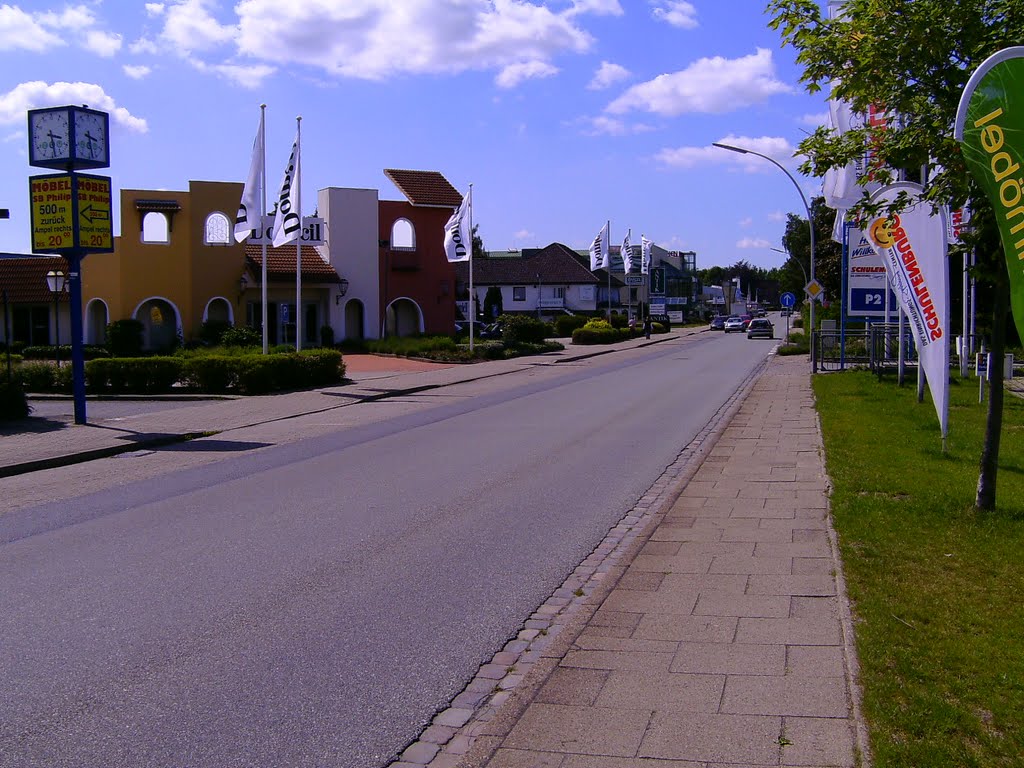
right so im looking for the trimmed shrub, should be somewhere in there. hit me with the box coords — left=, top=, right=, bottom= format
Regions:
left=21, top=345, right=110, bottom=360
left=498, top=314, right=548, bottom=345
left=181, top=356, right=239, bottom=394
left=199, top=320, right=232, bottom=346
left=85, top=357, right=182, bottom=394
left=221, top=325, right=262, bottom=348
left=572, top=319, right=630, bottom=345
left=0, top=380, right=30, bottom=420
left=608, top=313, right=629, bottom=329
left=107, top=319, right=145, bottom=357
left=652, top=322, right=668, bottom=334
left=14, top=361, right=58, bottom=392
left=320, top=325, right=335, bottom=348
left=554, top=314, right=588, bottom=337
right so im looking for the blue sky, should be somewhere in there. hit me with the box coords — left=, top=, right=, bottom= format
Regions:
left=0, top=0, right=829, bottom=269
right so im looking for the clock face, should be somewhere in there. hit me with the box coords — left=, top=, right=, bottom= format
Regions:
left=30, top=110, right=70, bottom=162
left=74, top=110, right=107, bottom=164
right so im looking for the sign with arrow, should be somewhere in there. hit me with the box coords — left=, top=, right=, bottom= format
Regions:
left=75, top=173, right=112, bottom=251
left=29, top=172, right=112, bottom=253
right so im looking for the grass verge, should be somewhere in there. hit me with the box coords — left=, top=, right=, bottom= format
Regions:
left=814, top=370, right=1024, bottom=767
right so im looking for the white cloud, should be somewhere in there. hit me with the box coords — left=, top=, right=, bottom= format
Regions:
left=737, top=237, right=772, bottom=249
left=799, top=111, right=828, bottom=127
left=130, top=37, right=160, bottom=55
left=496, top=60, right=558, bottom=89
left=123, top=64, right=153, bottom=79
left=0, top=82, right=148, bottom=133
left=146, top=3, right=166, bottom=16
left=210, top=62, right=276, bottom=89
left=607, top=48, right=792, bottom=116
left=234, top=0, right=596, bottom=83
left=580, top=116, right=653, bottom=136
left=513, top=229, right=534, bottom=241
left=739, top=217, right=753, bottom=228
left=160, top=0, right=237, bottom=54
left=568, top=0, right=624, bottom=15
left=0, top=5, right=66, bottom=51
left=767, top=210, right=786, bottom=222
left=655, top=135, right=799, bottom=171
left=37, top=5, right=98, bottom=30
left=651, top=1, right=698, bottom=29
left=84, top=30, right=123, bottom=57
left=588, top=61, right=630, bottom=90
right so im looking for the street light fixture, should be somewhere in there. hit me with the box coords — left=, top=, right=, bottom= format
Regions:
left=771, top=246, right=807, bottom=285
left=713, top=141, right=817, bottom=364
left=45, top=269, right=66, bottom=366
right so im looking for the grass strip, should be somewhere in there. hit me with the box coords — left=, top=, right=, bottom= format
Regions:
left=814, top=370, right=1024, bottom=767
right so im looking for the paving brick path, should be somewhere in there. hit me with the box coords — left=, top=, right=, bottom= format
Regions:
left=465, top=354, right=868, bottom=768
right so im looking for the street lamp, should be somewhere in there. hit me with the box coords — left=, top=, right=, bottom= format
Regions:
left=45, top=269, right=66, bottom=366
left=771, top=246, right=807, bottom=285
left=713, top=142, right=817, bottom=365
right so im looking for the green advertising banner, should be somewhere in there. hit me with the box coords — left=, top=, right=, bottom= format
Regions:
left=955, top=47, right=1024, bottom=343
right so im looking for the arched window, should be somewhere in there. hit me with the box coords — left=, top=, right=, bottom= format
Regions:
left=391, top=218, right=415, bottom=250
left=142, top=212, right=169, bottom=244
left=204, top=212, right=231, bottom=245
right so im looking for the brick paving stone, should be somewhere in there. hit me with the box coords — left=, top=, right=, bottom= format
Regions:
left=709, top=555, right=793, bottom=575
left=536, top=667, right=610, bottom=706
left=595, top=669, right=725, bottom=712
left=791, top=558, right=833, bottom=576
left=486, top=749, right=566, bottom=768
left=671, top=640, right=786, bottom=676
left=660, top=573, right=748, bottom=593
left=721, top=675, right=849, bottom=718
left=561, top=649, right=674, bottom=671
left=503, top=703, right=652, bottom=757
left=693, top=592, right=791, bottom=618
left=601, top=589, right=700, bottom=616
left=754, top=542, right=831, bottom=559
left=591, top=610, right=643, bottom=629
left=786, top=645, right=847, bottom=677
left=401, top=741, right=440, bottom=764
left=629, top=554, right=714, bottom=574
left=736, top=617, right=842, bottom=646
left=616, top=571, right=667, bottom=591
left=790, top=596, right=840, bottom=619
left=781, top=716, right=857, bottom=767
left=573, top=633, right=679, bottom=654
left=746, top=575, right=836, bottom=597
left=639, top=712, right=782, bottom=764
left=563, top=757, right=705, bottom=768
left=634, top=614, right=738, bottom=643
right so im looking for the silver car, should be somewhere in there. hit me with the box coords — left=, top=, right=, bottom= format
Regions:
left=746, top=318, right=774, bottom=339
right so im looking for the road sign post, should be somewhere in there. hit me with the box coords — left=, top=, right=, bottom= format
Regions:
left=27, top=106, right=113, bottom=425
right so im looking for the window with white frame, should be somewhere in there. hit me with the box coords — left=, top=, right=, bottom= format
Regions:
left=391, top=218, right=415, bottom=250
left=204, top=212, right=231, bottom=245
left=142, top=212, right=169, bottom=243
left=512, top=286, right=526, bottom=301
left=553, top=287, right=565, bottom=299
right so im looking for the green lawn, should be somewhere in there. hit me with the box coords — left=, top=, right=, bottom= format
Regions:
left=813, top=371, right=1024, bottom=767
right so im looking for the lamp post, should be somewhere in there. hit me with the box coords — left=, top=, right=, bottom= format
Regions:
left=46, top=269, right=66, bottom=367
left=714, top=142, right=816, bottom=366
left=771, top=246, right=807, bottom=285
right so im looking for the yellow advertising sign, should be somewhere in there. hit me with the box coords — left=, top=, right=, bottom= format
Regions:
left=30, top=174, right=74, bottom=252
left=29, top=172, right=113, bottom=253
left=76, top=174, right=112, bottom=250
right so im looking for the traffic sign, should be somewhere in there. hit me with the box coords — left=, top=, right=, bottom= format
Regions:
left=76, top=174, right=113, bottom=251
left=780, top=291, right=796, bottom=308
left=804, top=279, right=825, bottom=302
left=625, top=274, right=645, bottom=286
left=29, top=172, right=112, bottom=253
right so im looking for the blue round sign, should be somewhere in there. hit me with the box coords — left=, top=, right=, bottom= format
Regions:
left=780, top=292, right=796, bottom=308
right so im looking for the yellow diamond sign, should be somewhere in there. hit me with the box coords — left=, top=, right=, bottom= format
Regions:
left=804, top=279, right=824, bottom=302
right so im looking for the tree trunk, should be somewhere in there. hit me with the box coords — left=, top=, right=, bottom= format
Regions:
left=976, top=277, right=1009, bottom=510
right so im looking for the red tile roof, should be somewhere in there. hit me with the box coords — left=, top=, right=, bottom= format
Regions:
left=244, top=243, right=342, bottom=283
left=0, top=254, right=70, bottom=303
left=383, top=169, right=462, bottom=208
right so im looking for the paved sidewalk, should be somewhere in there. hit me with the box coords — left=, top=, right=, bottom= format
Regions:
left=458, top=354, right=868, bottom=768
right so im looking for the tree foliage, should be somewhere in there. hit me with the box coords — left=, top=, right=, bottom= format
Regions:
left=766, top=0, right=1024, bottom=508
left=780, top=196, right=843, bottom=303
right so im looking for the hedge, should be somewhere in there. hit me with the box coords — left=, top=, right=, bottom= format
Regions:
left=0, top=380, right=30, bottom=420
left=21, top=345, right=110, bottom=360
left=554, top=314, right=589, bottom=337
left=572, top=319, right=632, bottom=345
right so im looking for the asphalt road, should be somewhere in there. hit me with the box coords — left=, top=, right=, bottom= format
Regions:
left=0, top=330, right=778, bottom=767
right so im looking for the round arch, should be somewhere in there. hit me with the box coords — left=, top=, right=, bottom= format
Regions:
left=343, top=298, right=365, bottom=341
left=84, top=298, right=110, bottom=345
left=203, top=296, right=235, bottom=325
left=383, top=297, right=424, bottom=337
left=131, top=296, right=183, bottom=351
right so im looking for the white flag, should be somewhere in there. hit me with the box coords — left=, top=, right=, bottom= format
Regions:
left=444, top=189, right=471, bottom=262
left=641, top=235, right=652, bottom=274
left=234, top=113, right=263, bottom=242
left=622, top=231, right=634, bottom=273
left=271, top=130, right=301, bottom=247
left=589, top=222, right=609, bottom=270
left=866, top=181, right=950, bottom=437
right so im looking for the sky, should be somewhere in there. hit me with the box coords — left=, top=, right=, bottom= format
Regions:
left=0, top=0, right=831, bottom=270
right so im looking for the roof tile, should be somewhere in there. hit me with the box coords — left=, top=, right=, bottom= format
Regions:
left=0, top=254, right=70, bottom=303
left=244, top=243, right=342, bottom=283
left=383, top=169, right=462, bottom=208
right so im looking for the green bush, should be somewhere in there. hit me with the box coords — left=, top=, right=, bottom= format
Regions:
left=554, top=314, right=588, bottom=337
left=320, top=325, right=335, bottom=348
left=107, top=319, right=145, bottom=357
left=21, top=345, right=110, bottom=360
left=181, top=356, right=238, bottom=394
left=0, top=380, right=30, bottom=420
left=270, top=344, right=294, bottom=354
left=221, top=325, right=262, bottom=348
left=199, top=320, right=232, bottom=346
left=366, top=335, right=458, bottom=357
left=608, top=313, right=629, bottom=329
left=498, top=314, right=548, bottom=345
left=15, top=361, right=58, bottom=392
left=86, top=357, right=182, bottom=394
left=652, top=322, right=667, bottom=334
left=572, top=319, right=630, bottom=345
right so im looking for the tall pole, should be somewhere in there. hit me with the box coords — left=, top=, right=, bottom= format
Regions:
left=468, top=183, right=474, bottom=352
left=607, top=220, right=612, bottom=320
left=295, top=115, right=302, bottom=352
left=260, top=104, right=268, bottom=354
left=715, top=143, right=815, bottom=370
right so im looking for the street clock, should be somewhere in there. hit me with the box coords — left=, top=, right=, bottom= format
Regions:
left=28, top=106, right=110, bottom=170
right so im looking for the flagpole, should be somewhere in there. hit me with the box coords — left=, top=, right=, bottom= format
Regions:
left=260, top=104, right=268, bottom=355
left=468, top=183, right=474, bottom=352
left=607, top=220, right=612, bottom=320
left=295, top=115, right=302, bottom=352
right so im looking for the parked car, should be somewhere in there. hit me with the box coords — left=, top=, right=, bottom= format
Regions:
left=723, top=315, right=745, bottom=333
left=709, top=316, right=726, bottom=331
left=746, top=318, right=774, bottom=339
